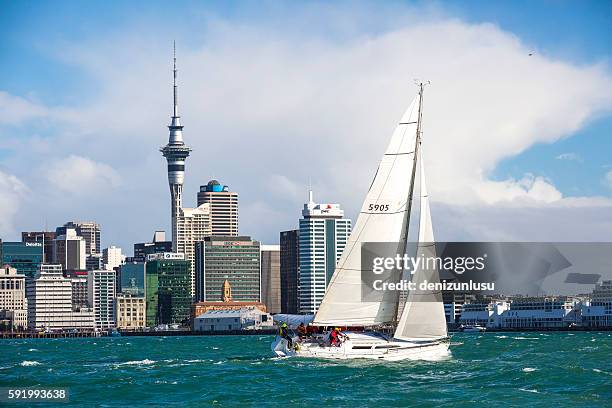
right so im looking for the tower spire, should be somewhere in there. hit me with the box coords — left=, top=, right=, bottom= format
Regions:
left=173, top=40, right=178, bottom=118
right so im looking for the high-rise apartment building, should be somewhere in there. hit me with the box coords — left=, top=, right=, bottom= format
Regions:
left=88, top=270, right=116, bottom=329
left=194, top=236, right=260, bottom=303
left=280, top=229, right=300, bottom=314
left=27, top=264, right=94, bottom=331
left=53, top=229, right=87, bottom=271
left=176, top=204, right=212, bottom=296
left=197, top=180, right=238, bottom=236
left=298, top=191, right=351, bottom=314
left=2, top=241, right=44, bottom=278
left=261, top=245, right=281, bottom=314
left=21, top=231, right=56, bottom=264
left=145, top=253, right=191, bottom=326
left=0, top=265, right=28, bottom=329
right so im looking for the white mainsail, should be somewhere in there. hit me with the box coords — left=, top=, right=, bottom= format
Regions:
left=312, top=96, right=420, bottom=326
left=393, top=153, right=448, bottom=340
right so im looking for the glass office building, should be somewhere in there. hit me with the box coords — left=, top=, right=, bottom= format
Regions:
left=145, top=254, right=191, bottom=326
left=2, top=241, right=44, bottom=278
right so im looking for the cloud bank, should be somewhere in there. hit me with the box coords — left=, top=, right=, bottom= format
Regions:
left=1, top=6, right=611, bottom=248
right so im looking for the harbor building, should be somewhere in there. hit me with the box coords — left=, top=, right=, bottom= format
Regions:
left=133, top=231, right=172, bottom=262
left=280, top=229, right=300, bottom=314
left=145, top=253, right=191, bottom=326
left=53, top=229, right=86, bottom=271
left=492, top=296, right=581, bottom=329
left=102, top=246, right=125, bottom=270
left=21, top=231, right=56, bottom=264
left=27, top=264, right=94, bottom=331
left=582, top=280, right=612, bottom=328
left=1, top=241, right=43, bottom=278
left=88, top=270, right=117, bottom=329
left=458, top=301, right=509, bottom=327
left=261, top=245, right=281, bottom=314
left=197, top=180, right=239, bottom=236
left=298, top=191, right=351, bottom=314
left=119, top=262, right=146, bottom=296
left=115, top=294, right=146, bottom=330
left=191, top=279, right=267, bottom=322
left=194, top=236, right=261, bottom=303
left=0, top=265, right=28, bottom=330
left=193, top=308, right=272, bottom=332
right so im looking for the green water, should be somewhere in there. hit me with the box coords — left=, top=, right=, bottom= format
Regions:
left=1, top=332, right=610, bottom=407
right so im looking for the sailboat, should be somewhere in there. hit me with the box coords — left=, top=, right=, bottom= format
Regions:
left=271, top=84, right=450, bottom=361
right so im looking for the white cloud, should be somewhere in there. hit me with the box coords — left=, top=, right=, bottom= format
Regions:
left=0, top=171, right=29, bottom=236
left=556, top=153, right=582, bottom=161
left=3, top=6, right=612, bottom=245
left=44, top=155, right=121, bottom=196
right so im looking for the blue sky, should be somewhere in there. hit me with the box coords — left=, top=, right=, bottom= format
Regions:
left=0, top=1, right=611, bottom=249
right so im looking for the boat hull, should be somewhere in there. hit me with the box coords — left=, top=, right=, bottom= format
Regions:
left=271, top=333, right=450, bottom=361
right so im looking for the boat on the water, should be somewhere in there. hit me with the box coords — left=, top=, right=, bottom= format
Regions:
left=271, top=83, right=450, bottom=361
left=458, top=324, right=486, bottom=333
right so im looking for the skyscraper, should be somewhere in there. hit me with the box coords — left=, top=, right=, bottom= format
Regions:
left=88, top=270, right=116, bottom=329
left=260, top=245, right=281, bottom=314
left=102, top=246, right=125, bottom=270
left=160, top=43, right=192, bottom=249
left=298, top=191, right=351, bottom=314
left=194, top=236, right=261, bottom=303
left=21, top=231, right=56, bottom=264
left=53, top=229, right=86, bottom=271
left=197, top=180, right=239, bottom=236
left=56, top=221, right=101, bottom=256
left=1, top=241, right=43, bottom=279
left=145, top=253, right=191, bottom=326
left=176, top=204, right=211, bottom=295
left=280, top=229, right=300, bottom=314
left=133, top=231, right=172, bottom=262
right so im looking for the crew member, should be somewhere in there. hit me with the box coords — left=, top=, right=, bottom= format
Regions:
left=279, top=322, right=293, bottom=348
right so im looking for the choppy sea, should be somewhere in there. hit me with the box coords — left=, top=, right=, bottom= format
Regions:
left=1, top=332, right=610, bottom=407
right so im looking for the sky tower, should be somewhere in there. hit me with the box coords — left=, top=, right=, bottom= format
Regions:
left=160, top=42, right=191, bottom=249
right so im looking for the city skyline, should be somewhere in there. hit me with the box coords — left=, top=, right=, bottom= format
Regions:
left=1, top=1, right=611, bottom=252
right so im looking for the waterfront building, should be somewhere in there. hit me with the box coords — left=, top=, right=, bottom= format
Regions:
left=298, top=191, right=351, bottom=314
left=192, top=279, right=267, bottom=322
left=26, top=264, right=94, bottom=331
left=280, top=229, right=300, bottom=314
left=261, top=245, right=281, bottom=314
left=194, top=236, right=260, bottom=303
left=442, top=290, right=478, bottom=325
left=88, top=270, right=116, bottom=329
left=145, top=253, right=191, bottom=326
left=493, top=296, right=581, bottom=329
left=197, top=180, right=238, bottom=236
left=66, top=270, right=89, bottom=310
left=176, top=203, right=211, bottom=296
left=102, top=246, right=125, bottom=270
left=459, top=301, right=509, bottom=327
left=53, top=229, right=86, bottom=271
left=115, top=294, right=146, bottom=330
left=193, top=308, right=272, bottom=332
left=1, top=241, right=43, bottom=278
left=133, top=231, right=172, bottom=262
left=118, top=262, right=146, bottom=296
left=582, top=280, right=612, bottom=328
left=56, top=221, right=101, bottom=256
left=21, top=231, right=56, bottom=264
left=0, top=265, right=28, bottom=329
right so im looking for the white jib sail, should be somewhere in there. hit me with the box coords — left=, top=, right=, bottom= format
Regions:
left=393, top=151, right=448, bottom=341
left=313, top=96, right=420, bottom=326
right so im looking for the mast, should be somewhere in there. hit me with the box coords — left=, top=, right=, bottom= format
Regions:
left=393, top=81, right=428, bottom=323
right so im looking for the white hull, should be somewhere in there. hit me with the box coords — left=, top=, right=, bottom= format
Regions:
left=271, top=332, right=450, bottom=362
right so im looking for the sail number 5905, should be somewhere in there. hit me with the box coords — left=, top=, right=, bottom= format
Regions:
left=368, top=204, right=390, bottom=212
